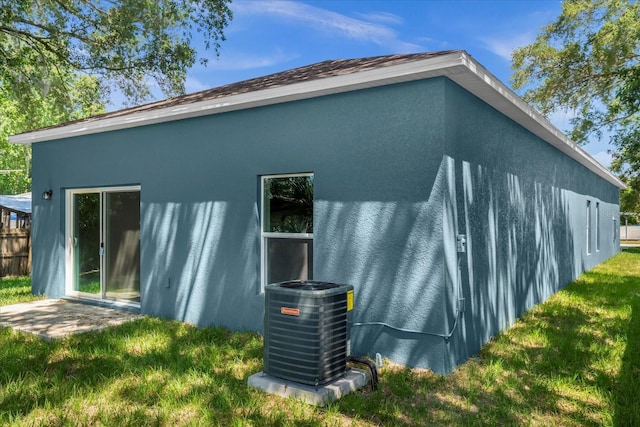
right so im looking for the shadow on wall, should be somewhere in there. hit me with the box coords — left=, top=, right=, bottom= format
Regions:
left=140, top=200, right=262, bottom=331
left=318, top=200, right=450, bottom=369
left=454, top=159, right=578, bottom=362
left=32, top=201, right=66, bottom=298
left=614, top=251, right=640, bottom=425
left=316, top=160, right=450, bottom=371
left=318, top=154, right=583, bottom=372
left=33, top=154, right=587, bottom=374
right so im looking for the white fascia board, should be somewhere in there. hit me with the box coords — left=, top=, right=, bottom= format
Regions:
left=8, top=52, right=466, bottom=146
left=9, top=51, right=624, bottom=189
left=448, top=52, right=625, bottom=189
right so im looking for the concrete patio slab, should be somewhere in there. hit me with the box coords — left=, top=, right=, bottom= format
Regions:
left=0, top=299, right=142, bottom=340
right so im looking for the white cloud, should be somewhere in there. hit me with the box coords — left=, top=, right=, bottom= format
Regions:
left=204, top=50, right=299, bottom=71
left=591, top=150, right=613, bottom=168
left=183, top=50, right=300, bottom=93
left=233, top=0, right=421, bottom=52
left=481, top=32, right=536, bottom=62
left=184, top=75, right=210, bottom=93
left=415, top=36, right=450, bottom=50
left=546, top=108, right=576, bottom=134
left=355, top=11, right=404, bottom=26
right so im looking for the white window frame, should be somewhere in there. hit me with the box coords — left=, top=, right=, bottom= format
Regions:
left=586, top=200, right=591, bottom=255
left=260, top=173, right=313, bottom=291
left=595, top=202, right=600, bottom=252
left=65, top=185, right=141, bottom=305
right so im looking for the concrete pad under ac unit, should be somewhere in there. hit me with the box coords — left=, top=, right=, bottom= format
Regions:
left=247, top=368, right=370, bottom=406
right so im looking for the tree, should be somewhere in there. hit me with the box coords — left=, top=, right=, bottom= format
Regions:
left=0, top=0, right=232, bottom=193
left=511, top=0, right=640, bottom=211
left=1, top=0, right=232, bottom=107
left=0, top=68, right=105, bottom=193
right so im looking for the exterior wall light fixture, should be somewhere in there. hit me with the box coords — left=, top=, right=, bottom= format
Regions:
left=42, top=190, right=53, bottom=200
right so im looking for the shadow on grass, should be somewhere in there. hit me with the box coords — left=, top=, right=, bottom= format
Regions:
left=339, top=303, right=596, bottom=425
left=614, top=291, right=640, bottom=426
left=622, top=247, right=640, bottom=254
left=336, top=265, right=640, bottom=426
left=1, top=251, right=639, bottom=425
left=0, top=319, right=274, bottom=425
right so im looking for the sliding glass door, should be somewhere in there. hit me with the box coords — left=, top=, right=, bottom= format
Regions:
left=68, top=187, right=140, bottom=303
left=73, top=192, right=101, bottom=295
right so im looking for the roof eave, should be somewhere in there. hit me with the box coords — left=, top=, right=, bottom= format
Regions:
left=8, top=52, right=467, bottom=146
left=448, top=53, right=625, bottom=190
left=8, top=51, right=625, bottom=190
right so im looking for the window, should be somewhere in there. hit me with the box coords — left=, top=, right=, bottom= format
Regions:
left=261, top=174, right=313, bottom=289
left=586, top=200, right=591, bottom=255
left=595, top=202, right=600, bottom=252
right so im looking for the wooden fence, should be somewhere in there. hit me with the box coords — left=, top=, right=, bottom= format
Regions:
left=0, top=229, right=31, bottom=277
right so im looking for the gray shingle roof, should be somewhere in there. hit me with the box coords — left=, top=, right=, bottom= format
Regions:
left=9, top=49, right=626, bottom=189
left=48, top=51, right=462, bottom=127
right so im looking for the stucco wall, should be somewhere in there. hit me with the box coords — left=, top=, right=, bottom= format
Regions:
left=30, top=75, right=620, bottom=374
left=31, top=77, right=455, bottom=370
left=442, top=80, right=620, bottom=368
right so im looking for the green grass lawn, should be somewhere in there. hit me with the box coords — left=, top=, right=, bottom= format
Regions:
left=0, top=276, right=44, bottom=306
left=1, top=249, right=639, bottom=426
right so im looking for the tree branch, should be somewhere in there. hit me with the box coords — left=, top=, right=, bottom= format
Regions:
left=11, top=17, right=98, bottom=47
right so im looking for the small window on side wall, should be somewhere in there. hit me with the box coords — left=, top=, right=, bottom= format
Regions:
left=595, top=202, right=600, bottom=252
left=261, top=173, right=313, bottom=290
left=586, top=200, right=591, bottom=255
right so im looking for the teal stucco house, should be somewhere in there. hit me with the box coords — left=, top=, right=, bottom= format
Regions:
left=10, top=51, right=624, bottom=373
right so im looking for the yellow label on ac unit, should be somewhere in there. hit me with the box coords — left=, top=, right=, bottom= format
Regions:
left=347, top=290, right=354, bottom=311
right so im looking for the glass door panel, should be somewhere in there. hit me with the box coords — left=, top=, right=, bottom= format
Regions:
left=73, top=192, right=101, bottom=296
left=104, top=191, right=140, bottom=302
left=69, top=187, right=140, bottom=303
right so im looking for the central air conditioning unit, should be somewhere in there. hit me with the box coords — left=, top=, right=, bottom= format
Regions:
left=263, top=280, right=354, bottom=386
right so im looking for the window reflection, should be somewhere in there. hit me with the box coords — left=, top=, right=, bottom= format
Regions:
left=263, top=175, right=313, bottom=233
left=262, top=174, right=314, bottom=288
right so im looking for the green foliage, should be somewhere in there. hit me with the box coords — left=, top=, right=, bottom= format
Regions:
left=621, top=184, right=640, bottom=215
left=0, top=0, right=232, bottom=194
left=0, top=71, right=105, bottom=193
left=264, top=176, right=314, bottom=233
left=512, top=0, right=640, bottom=191
left=614, top=126, right=640, bottom=213
left=0, top=0, right=232, bottom=107
left=512, top=0, right=640, bottom=139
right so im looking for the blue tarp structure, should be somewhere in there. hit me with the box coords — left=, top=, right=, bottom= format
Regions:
left=0, top=193, right=31, bottom=214
left=0, top=193, right=31, bottom=228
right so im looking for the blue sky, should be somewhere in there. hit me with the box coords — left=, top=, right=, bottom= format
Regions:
left=145, top=0, right=614, bottom=166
